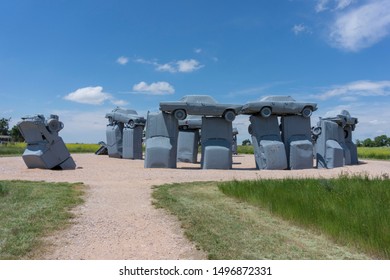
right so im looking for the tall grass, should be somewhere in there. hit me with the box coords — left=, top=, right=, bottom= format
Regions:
left=153, top=181, right=369, bottom=259
left=0, top=143, right=100, bottom=156
left=0, top=142, right=26, bottom=156
left=218, top=175, right=390, bottom=258
left=236, top=145, right=390, bottom=160
left=66, top=143, right=100, bottom=153
left=358, top=147, right=390, bottom=160
left=0, top=180, right=84, bottom=259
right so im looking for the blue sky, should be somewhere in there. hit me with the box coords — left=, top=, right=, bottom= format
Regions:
left=1, top=0, right=389, bottom=144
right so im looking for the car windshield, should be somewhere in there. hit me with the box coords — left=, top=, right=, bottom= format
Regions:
left=179, top=95, right=217, bottom=104
left=260, top=96, right=295, bottom=102
left=117, top=109, right=137, bottom=115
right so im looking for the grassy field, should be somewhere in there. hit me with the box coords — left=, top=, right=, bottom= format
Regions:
left=152, top=177, right=386, bottom=259
left=219, top=175, right=390, bottom=259
left=357, top=147, right=390, bottom=160
left=0, top=180, right=84, bottom=259
left=1, top=143, right=389, bottom=160
left=237, top=145, right=254, bottom=154
left=0, top=142, right=100, bottom=156
left=237, top=145, right=390, bottom=160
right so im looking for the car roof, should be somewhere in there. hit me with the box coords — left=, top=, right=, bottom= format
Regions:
left=179, top=95, right=217, bottom=104
left=114, top=108, right=138, bottom=115
left=260, top=95, right=296, bottom=102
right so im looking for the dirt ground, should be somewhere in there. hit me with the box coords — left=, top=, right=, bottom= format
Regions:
left=0, top=154, right=389, bottom=259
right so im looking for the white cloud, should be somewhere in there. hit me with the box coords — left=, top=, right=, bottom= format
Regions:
left=116, top=56, right=129, bottom=65
left=328, top=0, right=390, bottom=51
left=155, top=63, right=176, bottom=73
left=315, top=80, right=390, bottom=100
left=194, top=48, right=202, bottom=54
left=176, top=59, right=203, bottom=73
left=292, top=23, right=308, bottom=35
left=64, top=86, right=113, bottom=105
left=64, top=86, right=127, bottom=106
left=316, top=0, right=331, bottom=12
left=132, top=81, right=175, bottom=95
left=335, top=0, right=354, bottom=10
left=111, top=99, right=128, bottom=106
left=316, top=0, right=354, bottom=12
left=135, top=58, right=203, bottom=73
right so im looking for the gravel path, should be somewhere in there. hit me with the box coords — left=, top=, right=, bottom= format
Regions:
left=1, top=154, right=389, bottom=259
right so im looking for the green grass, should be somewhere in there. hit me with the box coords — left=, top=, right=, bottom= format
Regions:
left=357, top=147, right=390, bottom=160
left=153, top=180, right=371, bottom=259
left=219, top=175, right=390, bottom=259
left=0, top=143, right=100, bottom=156
left=237, top=145, right=254, bottom=154
left=236, top=145, right=390, bottom=160
left=0, top=180, right=84, bottom=259
left=0, top=142, right=26, bottom=156
left=66, top=143, right=100, bottom=153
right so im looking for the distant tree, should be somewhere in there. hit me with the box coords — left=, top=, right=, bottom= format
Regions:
left=0, top=118, right=10, bottom=136
left=242, top=139, right=251, bottom=146
left=10, top=125, right=24, bottom=142
left=357, top=135, right=390, bottom=147
left=362, top=138, right=374, bottom=147
left=374, top=135, right=389, bottom=147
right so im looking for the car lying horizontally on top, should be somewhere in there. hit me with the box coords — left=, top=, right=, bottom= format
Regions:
left=105, top=107, right=146, bottom=128
left=240, top=96, right=317, bottom=118
left=159, top=95, right=242, bottom=122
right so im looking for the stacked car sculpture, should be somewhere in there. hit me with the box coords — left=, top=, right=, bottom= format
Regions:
left=17, top=95, right=358, bottom=170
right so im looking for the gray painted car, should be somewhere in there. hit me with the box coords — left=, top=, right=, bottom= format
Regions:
left=240, top=96, right=317, bottom=118
left=323, top=110, right=358, bottom=128
left=312, top=110, right=358, bottom=138
left=159, top=95, right=242, bottom=122
left=178, top=115, right=202, bottom=130
left=105, top=107, right=146, bottom=128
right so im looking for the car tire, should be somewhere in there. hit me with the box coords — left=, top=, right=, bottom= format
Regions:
left=223, top=110, right=236, bottom=122
left=248, top=124, right=253, bottom=135
left=174, top=109, right=187, bottom=120
left=47, top=119, right=62, bottom=132
left=302, top=107, right=313, bottom=118
left=311, top=126, right=321, bottom=136
left=260, top=107, right=272, bottom=118
left=128, top=120, right=135, bottom=129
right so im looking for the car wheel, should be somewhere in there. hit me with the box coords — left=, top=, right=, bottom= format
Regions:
left=128, top=120, right=135, bottom=129
left=47, top=119, right=62, bottom=132
left=260, top=107, right=272, bottom=118
left=248, top=124, right=253, bottom=135
left=311, top=126, right=321, bottom=136
left=223, top=110, right=236, bottom=122
left=174, top=109, right=187, bottom=120
left=302, top=107, right=313, bottom=118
